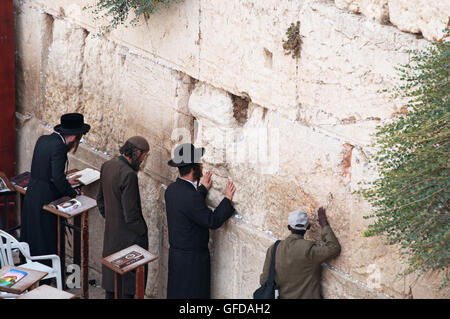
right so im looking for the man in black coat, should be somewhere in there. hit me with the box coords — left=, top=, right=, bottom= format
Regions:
left=20, top=113, right=90, bottom=261
left=165, top=143, right=236, bottom=299
left=97, top=136, right=150, bottom=299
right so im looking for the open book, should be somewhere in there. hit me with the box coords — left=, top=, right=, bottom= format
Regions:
left=48, top=196, right=81, bottom=214
left=0, top=268, right=28, bottom=288
left=68, top=168, right=100, bottom=187
left=0, top=177, right=11, bottom=192
left=9, top=171, right=31, bottom=190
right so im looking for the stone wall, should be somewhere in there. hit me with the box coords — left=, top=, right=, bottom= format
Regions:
left=14, top=0, right=449, bottom=298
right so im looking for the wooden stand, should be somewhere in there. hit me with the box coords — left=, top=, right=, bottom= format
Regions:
left=43, top=195, right=97, bottom=299
left=17, top=284, right=76, bottom=299
left=0, top=266, right=47, bottom=295
left=0, top=171, right=17, bottom=232
left=101, top=244, right=158, bottom=299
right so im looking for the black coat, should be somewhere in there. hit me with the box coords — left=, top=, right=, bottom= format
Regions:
left=97, top=156, right=148, bottom=296
left=20, top=133, right=77, bottom=259
left=165, top=178, right=234, bottom=299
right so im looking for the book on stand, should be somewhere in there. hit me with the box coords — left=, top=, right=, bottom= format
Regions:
left=9, top=171, right=31, bottom=190
left=0, top=268, right=28, bottom=288
left=67, top=168, right=100, bottom=187
left=48, top=196, right=82, bottom=214
left=111, top=251, right=145, bottom=269
left=0, top=177, right=11, bottom=192
left=44, top=195, right=97, bottom=218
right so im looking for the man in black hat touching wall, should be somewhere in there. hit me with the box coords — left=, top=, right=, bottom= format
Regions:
left=165, top=143, right=236, bottom=299
left=20, top=113, right=90, bottom=265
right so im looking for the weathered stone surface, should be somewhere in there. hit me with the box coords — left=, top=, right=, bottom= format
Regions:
left=14, top=0, right=450, bottom=299
left=188, top=82, right=238, bottom=128
left=79, top=35, right=127, bottom=155
left=334, top=0, right=450, bottom=41
left=14, top=2, right=54, bottom=118
left=210, top=219, right=275, bottom=298
left=199, top=0, right=301, bottom=119
left=388, top=0, right=450, bottom=41
left=334, top=0, right=390, bottom=23
left=42, top=18, right=87, bottom=127
left=322, top=264, right=392, bottom=298
left=297, top=1, right=425, bottom=137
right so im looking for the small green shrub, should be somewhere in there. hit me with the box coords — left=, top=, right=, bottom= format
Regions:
left=84, top=0, right=185, bottom=35
left=357, top=29, right=449, bottom=289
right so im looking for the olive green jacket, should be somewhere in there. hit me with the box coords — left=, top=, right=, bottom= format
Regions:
left=259, top=225, right=341, bottom=299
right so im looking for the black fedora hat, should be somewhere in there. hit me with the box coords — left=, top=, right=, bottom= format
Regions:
left=168, top=143, right=205, bottom=167
left=54, top=113, right=91, bottom=135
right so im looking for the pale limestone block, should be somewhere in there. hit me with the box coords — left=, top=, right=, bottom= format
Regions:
left=362, top=0, right=389, bottom=24
left=14, top=2, right=54, bottom=118
left=388, top=0, right=450, bottom=41
left=210, top=221, right=275, bottom=299
left=334, top=0, right=361, bottom=13
left=122, top=53, right=190, bottom=147
left=108, top=0, right=200, bottom=78
left=31, top=0, right=98, bottom=29
left=297, top=1, right=426, bottom=129
left=81, top=34, right=127, bottom=155
left=138, top=173, right=166, bottom=298
left=199, top=0, right=301, bottom=119
left=43, top=18, right=87, bottom=127
left=335, top=0, right=390, bottom=24
left=188, top=82, right=237, bottom=128
left=31, top=0, right=200, bottom=76
left=322, top=265, right=391, bottom=298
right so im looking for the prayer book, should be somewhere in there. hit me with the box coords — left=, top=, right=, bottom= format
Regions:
left=48, top=196, right=81, bottom=214
left=0, top=268, right=28, bottom=288
left=0, top=177, right=11, bottom=192
left=67, top=168, right=100, bottom=187
left=9, top=171, right=31, bottom=190
left=111, top=251, right=145, bottom=269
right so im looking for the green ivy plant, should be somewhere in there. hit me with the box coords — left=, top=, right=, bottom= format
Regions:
left=84, top=0, right=185, bottom=35
left=357, top=29, right=449, bottom=289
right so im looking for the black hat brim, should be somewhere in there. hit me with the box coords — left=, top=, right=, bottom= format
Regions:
left=54, top=123, right=91, bottom=135
left=168, top=146, right=205, bottom=167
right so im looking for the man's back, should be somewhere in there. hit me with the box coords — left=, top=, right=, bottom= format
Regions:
left=260, top=225, right=341, bottom=299
left=98, top=156, right=148, bottom=255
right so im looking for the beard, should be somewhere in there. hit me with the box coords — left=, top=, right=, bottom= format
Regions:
left=66, top=140, right=80, bottom=154
left=130, top=158, right=143, bottom=171
left=130, top=154, right=148, bottom=171
left=193, top=164, right=203, bottom=184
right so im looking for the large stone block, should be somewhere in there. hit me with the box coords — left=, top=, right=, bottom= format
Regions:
left=388, top=0, right=450, bottom=41
left=199, top=0, right=301, bottom=119
left=210, top=220, right=275, bottom=298
left=14, top=2, right=54, bottom=118
left=80, top=34, right=128, bottom=155
left=334, top=0, right=449, bottom=41
left=42, top=18, right=87, bottom=126
left=334, top=0, right=390, bottom=23
left=188, top=82, right=238, bottom=128
left=297, top=1, right=425, bottom=132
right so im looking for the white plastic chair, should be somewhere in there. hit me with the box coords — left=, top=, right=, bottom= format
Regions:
left=0, top=230, right=62, bottom=291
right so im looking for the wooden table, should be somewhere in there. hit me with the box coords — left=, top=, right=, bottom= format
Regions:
left=101, top=244, right=158, bottom=299
left=0, top=266, right=47, bottom=295
left=43, top=195, right=97, bottom=299
left=17, top=284, right=76, bottom=299
left=0, top=171, right=17, bottom=232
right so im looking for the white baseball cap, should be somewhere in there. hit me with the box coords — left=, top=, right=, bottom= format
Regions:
left=288, top=210, right=309, bottom=231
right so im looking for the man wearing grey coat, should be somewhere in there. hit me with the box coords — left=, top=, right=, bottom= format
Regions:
left=97, top=136, right=150, bottom=299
